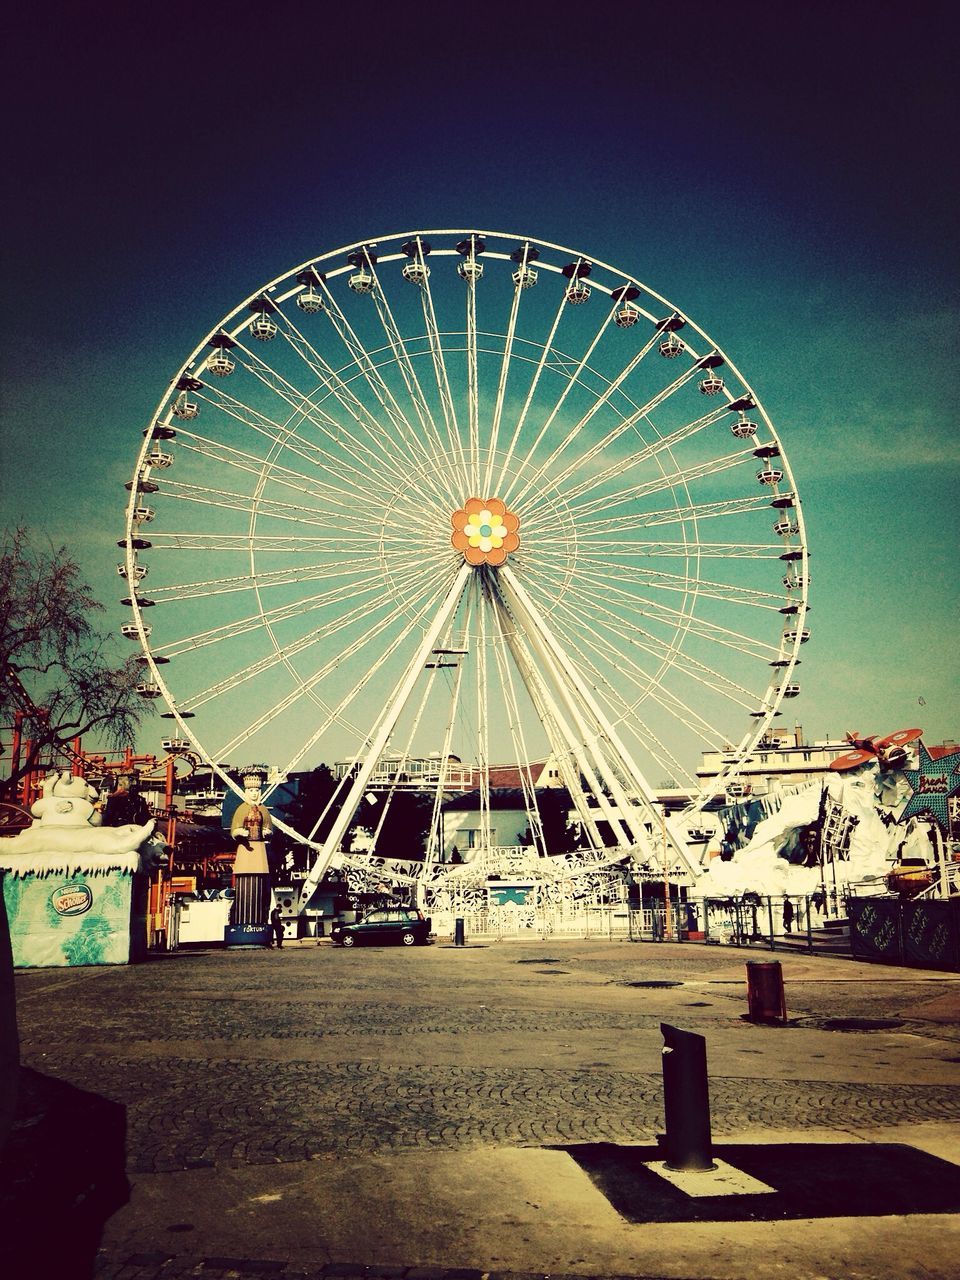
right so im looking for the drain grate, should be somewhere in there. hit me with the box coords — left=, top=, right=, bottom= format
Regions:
left=624, top=980, right=682, bottom=989
left=820, top=1018, right=904, bottom=1032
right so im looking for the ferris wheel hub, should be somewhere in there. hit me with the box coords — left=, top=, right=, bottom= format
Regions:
left=450, top=497, right=521, bottom=566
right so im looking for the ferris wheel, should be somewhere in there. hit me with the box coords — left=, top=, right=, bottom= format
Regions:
left=119, top=229, right=809, bottom=898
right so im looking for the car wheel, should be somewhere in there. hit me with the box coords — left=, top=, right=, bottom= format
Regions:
left=341, top=933, right=355, bottom=947
left=401, top=931, right=415, bottom=946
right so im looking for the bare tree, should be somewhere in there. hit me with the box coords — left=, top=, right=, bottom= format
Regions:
left=0, top=526, right=145, bottom=793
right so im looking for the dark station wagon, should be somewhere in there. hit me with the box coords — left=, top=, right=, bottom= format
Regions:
left=331, top=907, right=432, bottom=947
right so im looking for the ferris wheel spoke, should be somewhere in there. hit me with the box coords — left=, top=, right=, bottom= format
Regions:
left=168, top=429, right=405, bottom=525
left=147, top=553, right=419, bottom=625
left=483, top=238, right=529, bottom=496
left=310, top=280, right=459, bottom=505
left=411, top=238, right=470, bottom=489
left=503, top=305, right=648, bottom=508
left=423, top=605, right=473, bottom=864
left=140, top=553, right=397, bottom=604
left=182, top=384, right=423, bottom=512
left=541, top=399, right=733, bottom=506
left=493, top=262, right=568, bottom=495
left=543, top=570, right=764, bottom=705
left=546, top=600, right=742, bottom=743
left=155, top=544, right=442, bottom=655
left=271, top=593, right=460, bottom=786
left=360, top=253, right=466, bottom=502
left=532, top=557, right=782, bottom=662
left=297, top=562, right=472, bottom=890
left=570, top=536, right=784, bottom=560
left=484, top=591, right=548, bottom=852
left=504, top=325, right=711, bottom=509
left=558, top=449, right=758, bottom=527
left=491, top=593, right=552, bottom=824
left=529, top=494, right=777, bottom=545
left=524, top=615, right=701, bottom=788
left=214, top=338, right=437, bottom=502
left=565, top=553, right=788, bottom=612
left=185, top=391, right=352, bottom=478
left=156, top=564, right=414, bottom=666
left=501, top=293, right=619, bottom=506
left=488, top=583, right=634, bottom=849
left=551, top=589, right=765, bottom=712
left=149, top=477, right=399, bottom=534
left=496, top=567, right=692, bottom=867
left=269, top=305, right=443, bottom=482
left=213, top=562, right=466, bottom=765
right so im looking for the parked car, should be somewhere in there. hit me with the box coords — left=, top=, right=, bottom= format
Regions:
left=331, top=907, right=432, bottom=947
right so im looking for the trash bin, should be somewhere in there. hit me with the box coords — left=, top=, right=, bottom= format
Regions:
left=746, top=960, right=786, bottom=1023
left=454, top=918, right=465, bottom=947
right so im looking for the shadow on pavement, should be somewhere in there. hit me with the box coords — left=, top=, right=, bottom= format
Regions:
left=0, top=1067, right=128, bottom=1276
left=559, top=1141, right=960, bottom=1222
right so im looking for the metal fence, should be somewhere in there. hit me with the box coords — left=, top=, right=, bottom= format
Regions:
left=438, top=897, right=846, bottom=949
left=694, top=894, right=854, bottom=954
left=847, top=895, right=960, bottom=971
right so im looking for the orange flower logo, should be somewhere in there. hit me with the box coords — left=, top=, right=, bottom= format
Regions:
left=451, top=498, right=520, bottom=566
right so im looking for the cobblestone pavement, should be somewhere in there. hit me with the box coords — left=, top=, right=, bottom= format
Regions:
left=8, top=939, right=960, bottom=1278
left=89, top=1256, right=687, bottom=1280
left=23, top=1053, right=960, bottom=1175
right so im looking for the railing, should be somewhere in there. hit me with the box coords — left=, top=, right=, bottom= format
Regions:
left=431, top=896, right=853, bottom=949
left=431, top=903, right=633, bottom=940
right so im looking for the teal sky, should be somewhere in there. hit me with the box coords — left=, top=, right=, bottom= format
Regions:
left=2, top=1, right=957, bottom=766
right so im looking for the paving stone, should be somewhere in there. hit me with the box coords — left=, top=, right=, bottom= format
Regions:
left=10, top=941, right=960, bottom=1280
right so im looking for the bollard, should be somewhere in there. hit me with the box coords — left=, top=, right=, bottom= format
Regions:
left=454, top=917, right=465, bottom=947
left=659, top=1023, right=715, bottom=1171
left=745, top=960, right=787, bottom=1023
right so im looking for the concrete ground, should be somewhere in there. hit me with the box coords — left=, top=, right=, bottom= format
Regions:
left=4, top=936, right=960, bottom=1279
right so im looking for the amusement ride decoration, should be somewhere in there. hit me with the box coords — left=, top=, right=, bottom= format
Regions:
left=119, top=230, right=810, bottom=909
left=898, top=742, right=960, bottom=831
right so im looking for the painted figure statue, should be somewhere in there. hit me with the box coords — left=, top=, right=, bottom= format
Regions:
left=228, top=768, right=273, bottom=933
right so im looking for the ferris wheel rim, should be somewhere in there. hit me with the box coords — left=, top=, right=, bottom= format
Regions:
left=122, top=227, right=810, bottom=850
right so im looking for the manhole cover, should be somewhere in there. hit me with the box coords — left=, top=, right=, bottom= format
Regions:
left=624, top=980, right=682, bottom=989
left=821, top=1018, right=904, bottom=1032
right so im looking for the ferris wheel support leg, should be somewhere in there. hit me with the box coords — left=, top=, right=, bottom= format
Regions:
left=297, top=564, right=472, bottom=912
left=488, top=592, right=610, bottom=852
left=494, top=570, right=646, bottom=849
left=499, top=566, right=700, bottom=881
left=488, top=582, right=634, bottom=850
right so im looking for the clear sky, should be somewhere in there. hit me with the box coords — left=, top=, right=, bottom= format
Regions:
left=3, top=0, right=957, bottom=771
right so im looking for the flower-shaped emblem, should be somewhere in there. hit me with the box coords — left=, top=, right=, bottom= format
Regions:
left=451, top=497, right=520, bottom=566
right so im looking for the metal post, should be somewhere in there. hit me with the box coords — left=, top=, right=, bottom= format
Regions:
left=767, top=895, right=776, bottom=950
left=661, top=807, right=673, bottom=941
left=805, top=895, right=813, bottom=952
left=454, top=917, right=465, bottom=947
left=660, top=1023, right=715, bottom=1172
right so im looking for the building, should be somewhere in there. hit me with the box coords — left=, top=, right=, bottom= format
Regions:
left=332, top=752, right=476, bottom=790
left=332, top=753, right=565, bottom=792
left=439, top=788, right=534, bottom=862
left=696, top=725, right=851, bottom=799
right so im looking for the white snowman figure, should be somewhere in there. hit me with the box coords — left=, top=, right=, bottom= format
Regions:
left=8, top=770, right=155, bottom=856
left=30, top=772, right=102, bottom=826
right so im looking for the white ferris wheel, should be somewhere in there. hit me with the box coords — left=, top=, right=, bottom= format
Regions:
left=120, top=229, right=809, bottom=903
